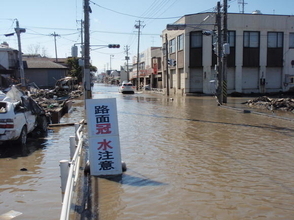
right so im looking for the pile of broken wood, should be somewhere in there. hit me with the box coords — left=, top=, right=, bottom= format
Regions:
left=243, top=96, right=294, bottom=113
left=30, top=89, right=83, bottom=117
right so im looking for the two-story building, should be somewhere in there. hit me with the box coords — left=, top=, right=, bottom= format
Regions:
left=162, top=12, right=294, bottom=96
left=130, top=47, right=163, bottom=89
left=0, top=43, right=19, bottom=88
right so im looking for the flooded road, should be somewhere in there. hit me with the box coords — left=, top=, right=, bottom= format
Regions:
left=94, top=84, right=294, bottom=220
left=1, top=83, right=294, bottom=219
left=0, top=99, right=85, bottom=220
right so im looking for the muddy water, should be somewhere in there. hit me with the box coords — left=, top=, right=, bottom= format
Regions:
left=93, top=85, right=294, bottom=220
left=0, top=99, right=85, bottom=220
left=1, top=84, right=294, bottom=220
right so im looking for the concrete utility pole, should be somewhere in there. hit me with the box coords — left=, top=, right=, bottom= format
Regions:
left=165, top=33, right=170, bottom=96
left=216, top=1, right=223, bottom=105
left=222, top=0, right=228, bottom=103
left=124, top=45, right=130, bottom=81
left=135, top=20, right=144, bottom=90
left=15, top=20, right=26, bottom=88
left=79, top=20, right=84, bottom=57
left=84, top=0, right=91, bottom=99
left=51, top=32, right=60, bottom=62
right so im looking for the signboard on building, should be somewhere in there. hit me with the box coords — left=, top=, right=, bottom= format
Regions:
left=86, top=98, right=122, bottom=176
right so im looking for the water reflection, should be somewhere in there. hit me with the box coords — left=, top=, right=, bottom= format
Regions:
left=0, top=136, right=48, bottom=158
left=99, top=173, right=168, bottom=187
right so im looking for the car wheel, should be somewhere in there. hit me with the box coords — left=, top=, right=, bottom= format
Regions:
left=38, top=116, right=48, bottom=132
left=16, top=126, right=27, bottom=146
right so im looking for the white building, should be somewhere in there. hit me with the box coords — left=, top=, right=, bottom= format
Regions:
left=162, top=12, right=294, bottom=96
left=0, top=43, right=19, bottom=88
left=130, top=47, right=162, bottom=89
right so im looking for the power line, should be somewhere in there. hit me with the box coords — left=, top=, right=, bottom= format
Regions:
left=25, top=26, right=77, bottom=31
left=91, top=30, right=158, bottom=36
left=89, top=1, right=182, bottom=20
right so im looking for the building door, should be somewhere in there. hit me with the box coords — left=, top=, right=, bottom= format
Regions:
left=189, top=68, right=203, bottom=93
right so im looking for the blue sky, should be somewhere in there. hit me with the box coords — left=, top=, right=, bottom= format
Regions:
left=0, top=0, right=293, bottom=74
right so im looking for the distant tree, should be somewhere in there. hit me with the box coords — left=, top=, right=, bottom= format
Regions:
left=90, top=65, right=97, bottom=73
left=66, top=57, right=97, bottom=84
left=26, top=44, right=49, bottom=57
left=66, top=57, right=82, bottom=83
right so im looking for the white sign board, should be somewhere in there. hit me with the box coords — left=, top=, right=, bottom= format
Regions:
left=86, top=98, right=122, bottom=176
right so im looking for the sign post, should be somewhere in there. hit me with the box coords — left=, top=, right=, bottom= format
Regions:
left=86, top=98, right=122, bottom=176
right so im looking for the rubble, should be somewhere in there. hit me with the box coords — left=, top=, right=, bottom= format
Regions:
left=29, top=88, right=83, bottom=124
left=242, top=96, right=294, bottom=113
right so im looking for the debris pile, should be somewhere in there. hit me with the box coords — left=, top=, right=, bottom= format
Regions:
left=29, top=88, right=83, bottom=100
left=29, top=88, right=83, bottom=123
left=243, top=96, right=294, bottom=113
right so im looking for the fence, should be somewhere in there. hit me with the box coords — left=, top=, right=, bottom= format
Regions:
left=59, top=123, right=84, bottom=220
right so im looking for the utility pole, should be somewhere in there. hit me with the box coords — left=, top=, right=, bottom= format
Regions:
left=80, top=20, right=84, bottom=57
left=222, top=0, right=228, bottom=103
left=238, top=0, right=247, bottom=14
left=216, top=1, right=223, bottom=105
left=15, top=20, right=26, bottom=88
left=84, top=0, right=91, bottom=99
left=124, top=45, right=130, bottom=81
left=110, top=55, right=114, bottom=71
left=165, top=33, right=170, bottom=96
left=51, top=32, right=60, bottom=62
left=135, top=20, right=144, bottom=90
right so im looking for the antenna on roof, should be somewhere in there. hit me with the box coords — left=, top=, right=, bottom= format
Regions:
left=238, top=0, right=247, bottom=14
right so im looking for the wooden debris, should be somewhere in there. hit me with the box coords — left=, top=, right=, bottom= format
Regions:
left=243, top=96, right=294, bottom=113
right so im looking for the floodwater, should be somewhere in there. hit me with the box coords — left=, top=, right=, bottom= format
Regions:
left=94, top=84, right=294, bottom=220
left=1, top=83, right=294, bottom=220
left=0, top=98, right=85, bottom=220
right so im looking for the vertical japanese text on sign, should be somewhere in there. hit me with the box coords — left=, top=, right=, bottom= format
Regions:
left=95, top=105, right=112, bottom=135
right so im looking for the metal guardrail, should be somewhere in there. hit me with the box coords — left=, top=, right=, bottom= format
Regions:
left=60, top=123, right=84, bottom=220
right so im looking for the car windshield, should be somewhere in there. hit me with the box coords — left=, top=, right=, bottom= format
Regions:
left=123, top=83, right=133, bottom=86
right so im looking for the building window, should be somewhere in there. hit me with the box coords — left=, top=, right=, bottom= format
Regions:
left=289, top=33, right=294, bottom=48
left=244, top=31, right=259, bottom=48
left=177, top=34, right=184, bottom=51
left=163, top=43, right=166, bottom=56
left=268, top=32, right=283, bottom=48
left=191, top=32, right=202, bottom=48
left=190, top=31, right=202, bottom=67
left=228, top=31, right=235, bottom=47
left=227, top=31, right=236, bottom=67
left=267, top=32, right=283, bottom=67
left=169, top=38, right=176, bottom=53
left=243, top=31, right=260, bottom=67
left=139, top=62, right=145, bottom=70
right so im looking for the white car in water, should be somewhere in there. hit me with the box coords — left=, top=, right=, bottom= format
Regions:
left=119, top=82, right=135, bottom=94
left=0, top=86, right=48, bottom=146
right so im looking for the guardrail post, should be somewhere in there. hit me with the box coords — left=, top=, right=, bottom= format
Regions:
left=59, top=160, right=69, bottom=201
